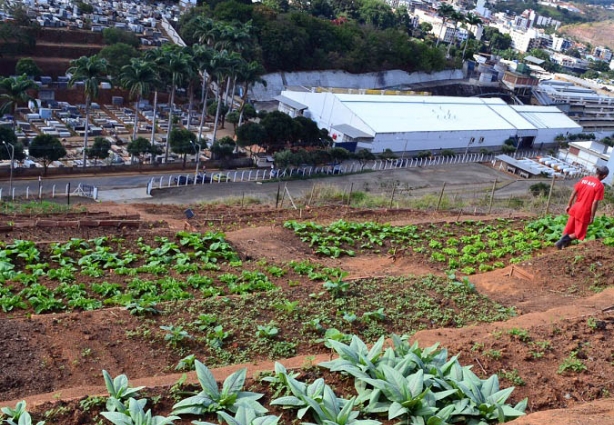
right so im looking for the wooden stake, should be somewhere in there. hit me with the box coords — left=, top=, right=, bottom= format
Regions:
left=436, top=182, right=446, bottom=210
left=488, top=179, right=497, bottom=214
left=389, top=184, right=397, bottom=209
left=544, top=174, right=556, bottom=216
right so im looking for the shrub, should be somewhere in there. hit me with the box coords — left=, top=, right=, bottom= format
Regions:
left=529, top=182, right=550, bottom=197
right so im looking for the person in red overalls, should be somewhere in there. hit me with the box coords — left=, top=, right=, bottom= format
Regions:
left=556, top=165, right=609, bottom=249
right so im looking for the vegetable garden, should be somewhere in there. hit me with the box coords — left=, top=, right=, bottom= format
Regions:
left=2, top=205, right=614, bottom=425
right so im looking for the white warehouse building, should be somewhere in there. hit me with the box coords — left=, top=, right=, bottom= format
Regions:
left=277, top=91, right=583, bottom=155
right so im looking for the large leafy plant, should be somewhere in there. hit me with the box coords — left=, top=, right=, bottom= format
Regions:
left=103, top=370, right=146, bottom=412
left=172, top=360, right=266, bottom=416
left=271, top=372, right=379, bottom=425
left=1, top=401, right=45, bottom=425
left=193, top=406, right=280, bottom=425
left=101, top=397, right=179, bottom=425
left=316, top=334, right=527, bottom=424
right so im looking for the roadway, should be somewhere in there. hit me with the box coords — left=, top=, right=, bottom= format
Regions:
left=0, top=162, right=577, bottom=204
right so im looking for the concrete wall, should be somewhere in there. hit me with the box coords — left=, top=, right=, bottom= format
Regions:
left=370, top=129, right=513, bottom=154
left=249, top=69, right=464, bottom=101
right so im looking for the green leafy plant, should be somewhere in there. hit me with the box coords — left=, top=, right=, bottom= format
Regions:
left=175, top=354, right=197, bottom=371
left=256, top=322, right=279, bottom=339
left=172, top=360, right=267, bottom=416
left=101, top=397, right=179, bottom=425
left=557, top=351, right=587, bottom=374
left=207, top=325, right=231, bottom=349
left=160, top=325, right=192, bottom=348
left=322, top=280, right=349, bottom=298
left=102, top=370, right=145, bottom=412
left=193, top=406, right=280, bottom=425
left=1, top=401, right=45, bottom=425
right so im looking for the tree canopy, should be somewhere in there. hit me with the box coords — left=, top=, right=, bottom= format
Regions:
left=28, top=134, right=67, bottom=174
left=86, top=136, right=112, bottom=161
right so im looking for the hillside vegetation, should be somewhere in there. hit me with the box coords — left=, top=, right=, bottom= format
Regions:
left=559, top=20, right=614, bottom=49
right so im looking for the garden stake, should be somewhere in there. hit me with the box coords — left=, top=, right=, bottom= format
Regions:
left=436, top=182, right=446, bottom=210
left=544, top=174, right=556, bottom=217
left=488, top=179, right=497, bottom=214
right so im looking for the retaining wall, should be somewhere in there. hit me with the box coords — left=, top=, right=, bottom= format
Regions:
left=249, top=69, right=465, bottom=101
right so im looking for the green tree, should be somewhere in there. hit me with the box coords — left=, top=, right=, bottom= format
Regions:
left=99, top=43, right=141, bottom=79
left=210, top=136, right=235, bottom=166
left=102, top=27, right=140, bottom=48
left=86, top=136, right=111, bottom=162
left=358, top=0, right=396, bottom=30
left=0, top=127, right=26, bottom=162
left=0, top=74, right=38, bottom=129
left=67, top=55, right=110, bottom=167
left=435, top=3, right=454, bottom=47
left=462, top=13, right=482, bottom=60
left=328, top=146, right=350, bottom=164
left=120, top=57, right=159, bottom=141
left=294, top=115, right=322, bottom=147
left=446, top=10, right=465, bottom=57
left=28, top=134, right=67, bottom=175
left=354, top=149, right=375, bottom=170
left=236, top=121, right=266, bottom=156
left=15, top=57, right=41, bottom=78
left=236, top=60, right=266, bottom=126
left=261, top=111, right=298, bottom=153
left=156, top=45, right=193, bottom=161
left=226, top=111, right=240, bottom=133
left=127, top=136, right=157, bottom=164
left=169, top=128, right=197, bottom=168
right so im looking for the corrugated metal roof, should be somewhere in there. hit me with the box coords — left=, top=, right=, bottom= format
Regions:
left=333, top=95, right=524, bottom=133
left=275, top=95, right=308, bottom=111
left=331, top=124, right=373, bottom=139
left=512, top=105, right=582, bottom=129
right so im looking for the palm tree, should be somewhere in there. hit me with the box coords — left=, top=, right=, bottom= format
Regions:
left=143, top=48, right=168, bottom=151
left=0, top=75, right=38, bottom=130
left=209, top=50, right=243, bottom=143
left=192, top=44, right=215, bottom=143
left=67, top=55, right=110, bottom=167
left=446, top=11, right=465, bottom=58
left=192, top=16, right=218, bottom=47
left=152, top=45, right=192, bottom=162
left=182, top=47, right=199, bottom=133
left=462, top=13, right=483, bottom=60
left=435, top=3, right=454, bottom=48
left=236, top=60, right=266, bottom=127
left=119, top=58, right=160, bottom=141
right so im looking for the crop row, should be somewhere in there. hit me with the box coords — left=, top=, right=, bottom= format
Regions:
left=284, top=217, right=549, bottom=274
left=0, top=232, right=341, bottom=315
left=3, top=334, right=527, bottom=425
left=128, top=274, right=515, bottom=368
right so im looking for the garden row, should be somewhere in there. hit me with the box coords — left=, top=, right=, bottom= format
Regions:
left=2, top=334, right=527, bottom=425
left=0, top=231, right=322, bottom=315
left=284, top=215, right=614, bottom=274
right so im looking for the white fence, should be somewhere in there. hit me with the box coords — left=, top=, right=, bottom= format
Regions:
left=0, top=183, right=97, bottom=201
left=157, top=150, right=545, bottom=188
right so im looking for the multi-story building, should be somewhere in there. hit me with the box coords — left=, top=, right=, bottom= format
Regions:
left=533, top=77, right=614, bottom=134
left=593, top=46, right=613, bottom=62
left=551, top=35, right=572, bottom=52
